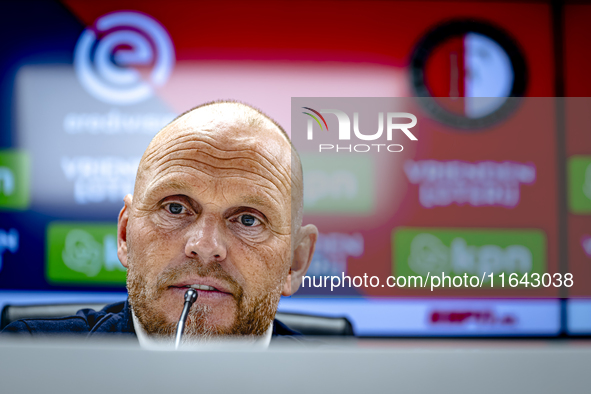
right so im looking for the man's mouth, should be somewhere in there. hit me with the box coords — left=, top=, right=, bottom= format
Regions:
left=182, top=284, right=218, bottom=291
left=168, top=280, right=234, bottom=300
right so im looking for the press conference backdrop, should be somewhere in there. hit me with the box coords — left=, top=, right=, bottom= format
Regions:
left=1, top=0, right=591, bottom=337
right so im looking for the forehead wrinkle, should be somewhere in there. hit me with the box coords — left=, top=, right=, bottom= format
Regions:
left=184, top=133, right=290, bottom=185
left=145, top=142, right=291, bottom=196
left=146, top=128, right=292, bottom=190
left=241, top=188, right=282, bottom=210
left=150, top=127, right=279, bottom=163
left=145, top=177, right=197, bottom=197
left=253, top=140, right=292, bottom=192
left=153, top=157, right=283, bottom=192
left=138, top=170, right=209, bottom=204
left=241, top=195, right=271, bottom=208
left=145, top=162, right=283, bottom=209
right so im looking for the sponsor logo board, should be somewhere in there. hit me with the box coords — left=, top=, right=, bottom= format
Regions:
left=392, top=227, right=546, bottom=283
left=0, top=150, right=30, bottom=210
left=568, top=156, right=591, bottom=214
left=46, top=222, right=125, bottom=285
left=302, top=154, right=374, bottom=214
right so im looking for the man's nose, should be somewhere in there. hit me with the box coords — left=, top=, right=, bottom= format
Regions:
left=185, top=215, right=227, bottom=262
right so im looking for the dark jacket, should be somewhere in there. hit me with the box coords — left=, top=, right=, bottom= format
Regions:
left=1, top=300, right=301, bottom=340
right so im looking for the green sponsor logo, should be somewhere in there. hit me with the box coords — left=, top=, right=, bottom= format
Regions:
left=568, top=156, right=591, bottom=214
left=46, top=222, right=126, bottom=285
left=0, top=150, right=30, bottom=210
left=393, top=228, right=546, bottom=285
left=301, top=154, right=374, bottom=214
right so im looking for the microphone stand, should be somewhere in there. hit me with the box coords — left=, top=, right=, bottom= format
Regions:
left=175, top=288, right=198, bottom=349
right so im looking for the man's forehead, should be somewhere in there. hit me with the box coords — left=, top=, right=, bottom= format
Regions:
left=136, top=103, right=293, bottom=197
left=150, top=104, right=290, bottom=160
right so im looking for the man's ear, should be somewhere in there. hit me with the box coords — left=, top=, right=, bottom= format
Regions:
left=117, top=194, right=133, bottom=268
left=282, top=224, right=318, bottom=296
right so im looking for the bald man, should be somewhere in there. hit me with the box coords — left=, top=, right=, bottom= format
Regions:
left=3, top=101, right=318, bottom=345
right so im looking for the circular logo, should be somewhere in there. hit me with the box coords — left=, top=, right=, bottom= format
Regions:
left=62, top=229, right=102, bottom=277
left=410, top=20, right=527, bottom=129
left=74, top=11, right=175, bottom=105
left=408, top=233, right=450, bottom=276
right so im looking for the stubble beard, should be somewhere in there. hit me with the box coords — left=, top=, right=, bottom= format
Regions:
left=126, top=254, right=283, bottom=342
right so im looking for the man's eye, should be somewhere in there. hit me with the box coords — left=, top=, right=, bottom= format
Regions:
left=240, top=214, right=259, bottom=226
left=168, top=203, right=184, bottom=214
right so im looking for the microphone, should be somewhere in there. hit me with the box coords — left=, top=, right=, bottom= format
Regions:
left=175, top=288, right=198, bottom=349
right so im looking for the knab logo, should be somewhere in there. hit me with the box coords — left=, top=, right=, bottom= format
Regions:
left=46, top=222, right=126, bottom=285
left=74, top=11, right=175, bottom=105
left=393, top=227, right=546, bottom=284
left=302, top=107, right=417, bottom=153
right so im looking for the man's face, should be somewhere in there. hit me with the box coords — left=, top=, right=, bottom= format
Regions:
left=119, top=112, right=295, bottom=338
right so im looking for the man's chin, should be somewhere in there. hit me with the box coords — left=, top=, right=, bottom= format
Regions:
left=139, top=298, right=238, bottom=338
left=135, top=294, right=276, bottom=339
left=128, top=273, right=281, bottom=338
